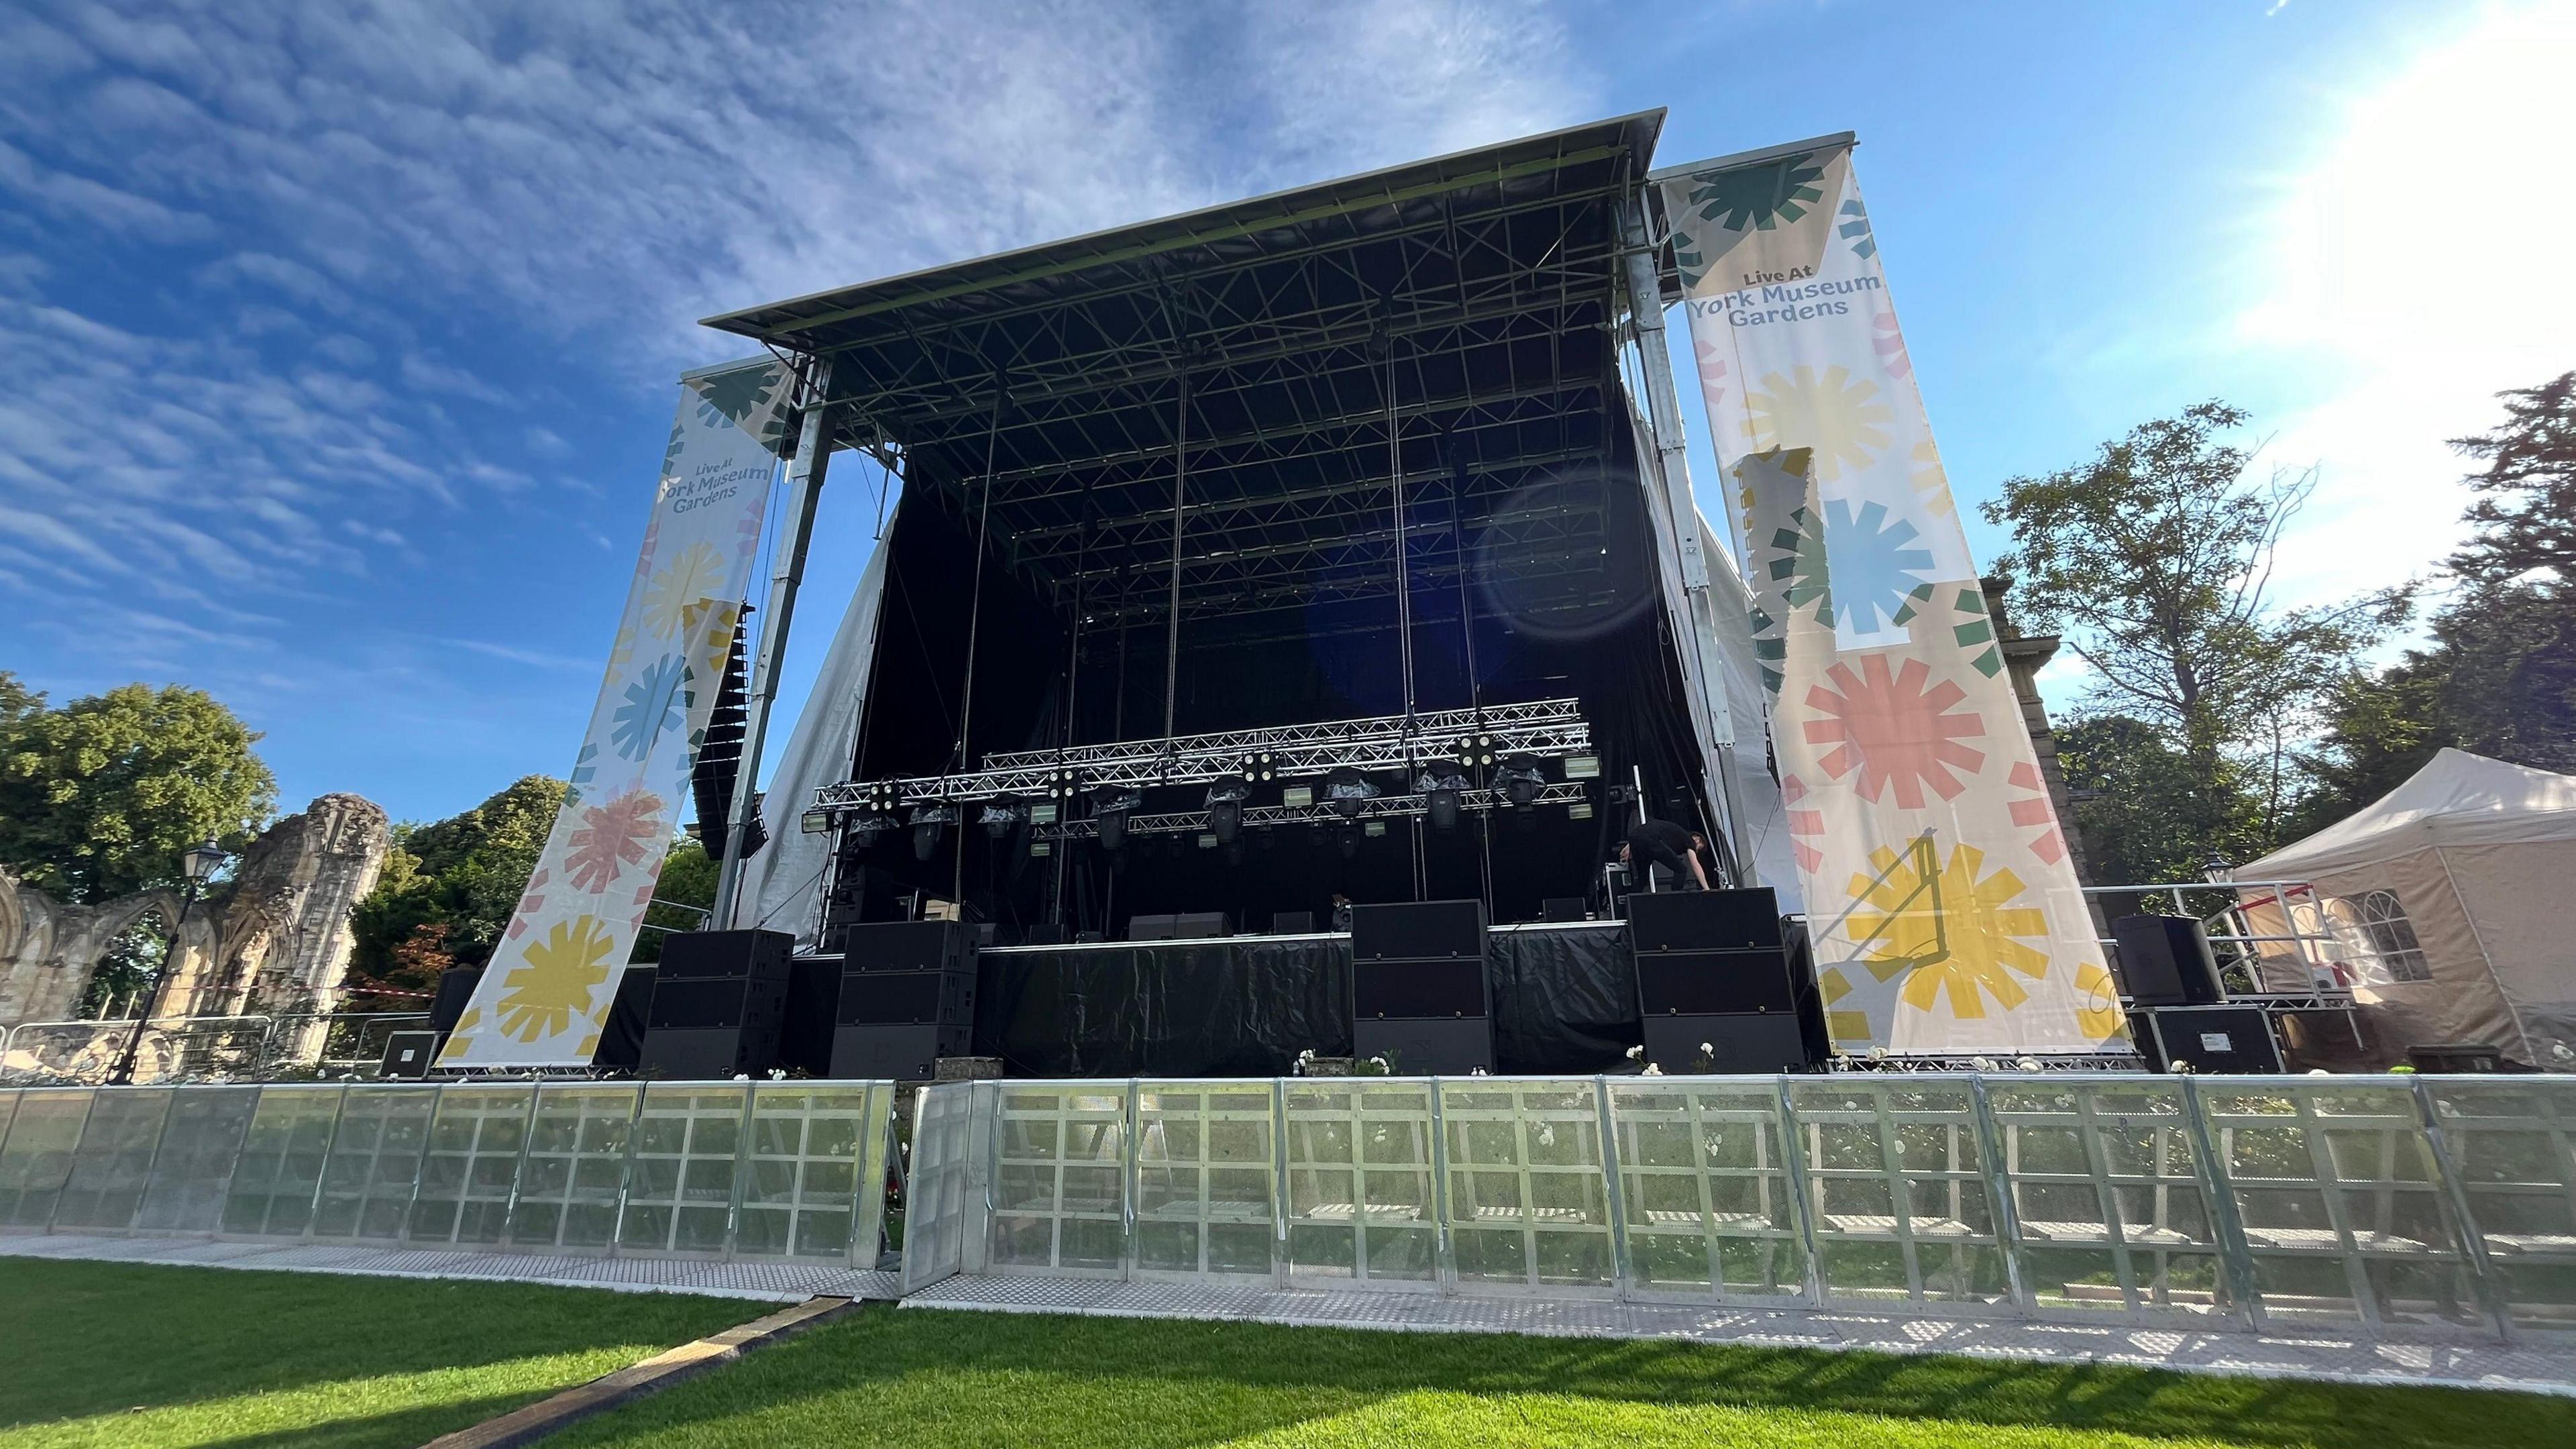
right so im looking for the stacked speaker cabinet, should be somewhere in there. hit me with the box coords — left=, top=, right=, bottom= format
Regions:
left=2136, top=1004, right=2282, bottom=1073
left=830, top=920, right=978, bottom=1081
left=639, top=930, right=792, bottom=1079
left=2111, top=915, right=2224, bottom=1005
left=1349, top=900, right=1493, bottom=1074
left=1627, top=888, right=1822, bottom=1073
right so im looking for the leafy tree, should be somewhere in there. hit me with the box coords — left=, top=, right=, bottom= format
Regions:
left=2057, top=716, right=2259, bottom=885
left=0, top=676, right=276, bottom=902
left=1983, top=402, right=2407, bottom=853
left=346, top=777, right=566, bottom=991
left=631, top=840, right=715, bottom=963
left=2449, top=371, right=2576, bottom=585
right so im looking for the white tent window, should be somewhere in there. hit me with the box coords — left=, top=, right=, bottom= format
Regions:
left=2356, top=890, right=2430, bottom=982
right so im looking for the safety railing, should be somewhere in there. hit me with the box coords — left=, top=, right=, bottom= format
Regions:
left=0, top=1013, right=431, bottom=1085
left=0, top=1079, right=897, bottom=1267
left=899, top=1073, right=2576, bottom=1341
left=2082, top=878, right=2351, bottom=1000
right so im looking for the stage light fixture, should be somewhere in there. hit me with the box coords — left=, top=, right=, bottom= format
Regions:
left=1044, top=767, right=1083, bottom=805
left=1455, top=731, right=1497, bottom=774
left=1030, top=840, right=1053, bottom=857
left=909, top=804, right=957, bottom=861
left=1197, top=833, right=1220, bottom=849
left=1091, top=788, right=1142, bottom=852
left=1336, top=824, right=1360, bottom=859
left=1568, top=800, right=1594, bottom=820
left=1238, top=751, right=1277, bottom=784
left=979, top=800, right=1028, bottom=841
left=1363, top=820, right=1387, bottom=837
left=1324, top=766, right=1377, bottom=820
left=799, top=808, right=833, bottom=835
left=1416, top=767, right=1470, bottom=833
left=851, top=810, right=896, bottom=846
left=1564, top=753, right=1601, bottom=780
left=1030, top=802, right=1059, bottom=825
left=1205, top=774, right=1250, bottom=845
left=1281, top=784, right=1314, bottom=809
left=1496, top=755, right=1546, bottom=808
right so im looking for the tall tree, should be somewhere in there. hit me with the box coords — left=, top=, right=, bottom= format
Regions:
left=346, top=777, right=566, bottom=990
left=0, top=677, right=275, bottom=902
left=1983, top=402, right=2406, bottom=849
left=2449, top=371, right=2576, bottom=586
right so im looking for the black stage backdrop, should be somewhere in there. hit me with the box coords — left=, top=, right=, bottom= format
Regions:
left=973, top=925, right=1641, bottom=1077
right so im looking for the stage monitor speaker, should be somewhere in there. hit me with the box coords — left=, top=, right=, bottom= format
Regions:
left=429, top=965, right=484, bottom=1035
left=1640, top=1014, right=1817, bottom=1075
left=839, top=920, right=975, bottom=975
left=1625, top=888, right=1783, bottom=953
left=777, top=955, right=841, bottom=1076
left=2113, top=916, right=2222, bottom=1005
left=1354, top=1018, right=1493, bottom=1076
left=2139, top=1005, right=2281, bottom=1073
left=1130, top=912, right=1230, bottom=941
left=1350, top=900, right=1487, bottom=961
left=380, top=1030, right=440, bottom=1079
left=830, top=1023, right=971, bottom=1082
left=1541, top=897, right=1589, bottom=922
left=1271, top=911, right=1318, bottom=934
left=590, top=965, right=656, bottom=1071
left=1020, top=922, right=1070, bottom=947
left=639, top=929, right=792, bottom=1079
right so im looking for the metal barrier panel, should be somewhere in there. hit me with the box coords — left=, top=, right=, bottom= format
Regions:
left=1985, top=1079, right=2237, bottom=1324
left=1281, top=1079, right=1439, bottom=1289
left=411, top=1085, right=537, bottom=1246
left=2422, top=1077, right=2576, bottom=1333
left=135, top=1085, right=261, bottom=1233
left=1440, top=1078, right=1617, bottom=1293
left=52, top=1087, right=176, bottom=1232
left=313, top=1085, right=437, bottom=1242
left=0, top=1091, right=17, bottom=1177
left=1133, top=1081, right=1278, bottom=1281
left=737, top=1083, right=894, bottom=1263
left=1604, top=1078, right=1809, bottom=1303
left=902, top=1080, right=994, bottom=1293
left=1, top=1024, right=131, bottom=1084
left=0, top=1089, right=95, bottom=1228
left=620, top=1084, right=750, bottom=1256
left=221, top=1085, right=346, bottom=1237
left=1787, top=1080, right=2010, bottom=1307
left=2200, top=1079, right=2485, bottom=1332
left=508, top=1084, right=644, bottom=1251
left=989, top=1082, right=1128, bottom=1275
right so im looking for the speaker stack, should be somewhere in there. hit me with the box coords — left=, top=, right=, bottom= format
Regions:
left=830, top=920, right=979, bottom=1081
left=1349, top=900, right=1493, bottom=1074
left=2110, top=915, right=2224, bottom=1004
left=2112, top=914, right=2280, bottom=1073
left=637, top=929, right=793, bottom=1079
left=381, top=963, right=484, bottom=1077
left=1626, top=888, right=1822, bottom=1073
left=589, top=964, right=657, bottom=1071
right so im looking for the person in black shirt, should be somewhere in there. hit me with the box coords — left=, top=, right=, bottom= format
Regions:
left=1621, top=818, right=1711, bottom=891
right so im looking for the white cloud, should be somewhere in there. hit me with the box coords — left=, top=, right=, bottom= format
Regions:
left=2237, top=5, right=2576, bottom=609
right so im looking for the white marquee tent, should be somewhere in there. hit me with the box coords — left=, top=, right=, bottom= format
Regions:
left=2239, top=748, right=2576, bottom=1067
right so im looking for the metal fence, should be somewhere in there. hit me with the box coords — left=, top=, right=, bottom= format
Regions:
left=0, top=1013, right=433, bottom=1085
left=898, top=1073, right=2576, bottom=1341
left=0, top=1079, right=898, bottom=1267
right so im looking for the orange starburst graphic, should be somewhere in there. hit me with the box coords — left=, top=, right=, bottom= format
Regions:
left=1801, top=655, right=1987, bottom=808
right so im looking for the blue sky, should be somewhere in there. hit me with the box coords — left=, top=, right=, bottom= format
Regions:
left=3, top=1, right=2569, bottom=826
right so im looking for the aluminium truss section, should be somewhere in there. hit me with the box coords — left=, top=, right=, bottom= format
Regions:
left=812, top=697, right=1593, bottom=812
left=1037, top=781, right=1593, bottom=841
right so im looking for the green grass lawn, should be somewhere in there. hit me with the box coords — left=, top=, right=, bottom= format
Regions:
left=5, top=1259, right=2569, bottom=1449
left=551, top=1301, right=2576, bottom=1449
left=0, top=1258, right=756, bottom=1449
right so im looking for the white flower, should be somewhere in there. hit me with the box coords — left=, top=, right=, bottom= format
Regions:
left=1698, top=1042, right=1714, bottom=1055
left=1642, top=1063, right=1664, bottom=1076
left=1369, top=1056, right=1389, bottom=1068
left=732, top=1073, right=751, bottom=1082
left=767, top=1068, right=786, bottom=1079
left=1625, top=1045, right=1644, bottom=1061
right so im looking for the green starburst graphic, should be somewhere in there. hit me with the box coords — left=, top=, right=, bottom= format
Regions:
left=1765, top=504, right=1835, bottom=627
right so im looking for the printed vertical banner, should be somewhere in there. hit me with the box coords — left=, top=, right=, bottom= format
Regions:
left=1662, top=144, right=2127, bottom=1057
left=441, top=360, right=793, bottom=1068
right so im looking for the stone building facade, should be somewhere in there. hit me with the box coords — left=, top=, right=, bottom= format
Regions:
left=0, top=793, right=389, bottom=1030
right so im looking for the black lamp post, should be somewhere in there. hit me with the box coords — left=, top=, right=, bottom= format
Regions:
left=108, top=839, right=229, bottom=1087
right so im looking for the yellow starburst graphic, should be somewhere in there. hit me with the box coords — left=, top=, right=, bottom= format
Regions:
left=641, top=541, right=724, bottom=639
left=680, top=598, right=743, bottom=688
left=1817, top=966, right=1874, bottom=1047
left=1907, top=439, right=1955, bottom=518
left=1743, top=366, right=1894, bottom=483
left=495, top=916, right=617, bottom=1043
left=2073, top=961, right=2131, bottom=1042
left=1845, top=841, right=2051, bottom=1020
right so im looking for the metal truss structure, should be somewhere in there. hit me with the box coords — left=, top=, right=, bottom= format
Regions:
left=1034, top=781, right=1592, bottom=843
left=812, top=697, right=1593, bottom=813
left=704, top=114, right=1665, bottom=631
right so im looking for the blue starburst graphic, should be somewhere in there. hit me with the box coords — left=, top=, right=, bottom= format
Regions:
left=1837, top=198, right=1876, bottom=260
left=1821, top=498, right=1935, bottom=635
left=610, top=655, right=687, bottom=761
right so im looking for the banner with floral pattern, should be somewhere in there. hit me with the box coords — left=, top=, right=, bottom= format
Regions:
left=1663, top=145, right=2127, bottom=1057
left=441, top=360, right=792, bottom=1068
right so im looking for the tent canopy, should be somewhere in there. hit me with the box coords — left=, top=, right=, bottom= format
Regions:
left=2241, top=748, right=2576, bottom=879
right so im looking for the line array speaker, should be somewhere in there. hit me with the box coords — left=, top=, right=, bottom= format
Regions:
left=2112, top=915, right=2222, bottom=1006
left=830, top=920, right=979, bottom=1081
left=638, top=929, right=792, bottom=1079
left=1626, top=888, right=1823, bottom=1073
left=1348, top=900, right=1493, bottom=1074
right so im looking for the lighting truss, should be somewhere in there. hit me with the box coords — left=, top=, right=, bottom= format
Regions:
left=1034, top=780, right=1592, bottom=841
left=810, top=697, right=1591, bottom=814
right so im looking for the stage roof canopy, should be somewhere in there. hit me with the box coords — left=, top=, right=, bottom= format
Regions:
left=702, top=111, right=1669, bottom=628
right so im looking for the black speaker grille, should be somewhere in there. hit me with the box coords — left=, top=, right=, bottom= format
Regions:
left=1626, top=889, right=1782, bottom=953
left=1636, top=949, right=1798, bottom=1016
left=1352, top=957, right=1488, bottom=1019
left=1350, top=900, right=1487, bottom=961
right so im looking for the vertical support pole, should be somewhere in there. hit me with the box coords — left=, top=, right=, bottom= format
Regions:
left=298, top=1083, right=352, bottom=1245
left=714, top=358, right=833, bottom=929
left=1122, top=1079, right=1142, bottom=1282
left=2410, top=1075, right=2515, bottom=1342
left=1618, top=199, right=1755, bottom=881
left=1594, top=1075, right=1633, bottom=1300
left=2176, top=1073, right=2265, bottom=1330
left=606, top=1082, right=648, bottom=1259
left=1271, top=1075, right=1291, bottom=1288
left=1965, top=1075, right=2034, bottom=1316
left=1772, top=1076, right=1826, bottom=1307
left=1427, top=1077, right=1456, bottom=1295
left=1162, top=360, right=1189, bottom=743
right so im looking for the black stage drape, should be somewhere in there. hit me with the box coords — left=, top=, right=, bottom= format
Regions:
left=973, top=925, right=1640, bottom=1077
